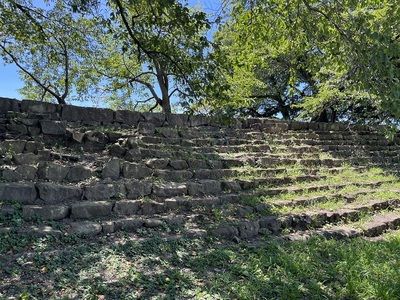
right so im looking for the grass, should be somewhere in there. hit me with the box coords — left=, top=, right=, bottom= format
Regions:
left=1, top=231, right=399, bottom=299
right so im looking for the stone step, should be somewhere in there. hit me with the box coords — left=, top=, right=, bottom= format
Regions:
left=284, top=210, right=400, bottom=241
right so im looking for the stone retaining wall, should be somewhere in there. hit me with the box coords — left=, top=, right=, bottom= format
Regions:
left=0, top=97, right=382, bottom=134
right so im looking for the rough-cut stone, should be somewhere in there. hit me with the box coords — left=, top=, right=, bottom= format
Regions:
left=115, top=218, right=144, bottom=231
left=114, top=200, right=142, bottom=215
left=21, top=100, right=58, bottom=114
left=141, top=112, right=165, bottom=126
left=23, top=205, right=69, bottom=221
left=144, top=219, right=164, bottom=228
left=71, top=201, right=113, bottom=219
left=12, top=153, right=41, bottom=165
left=2, top=169, right=22, bottom=182
left=238, top=221, right=260, bottom=239
left=169, top=160, right=189, bottom=170
left=145, top=158, right=169, bottom=169
left=62, top=105, right=113, bottom=123
left=124, top=148, right=142, bottom=162
left=85, top=131, right=108, bottom=144
left=125, top=180, right=152, bottom=199
left=37, top=183, right=82, bottom=204
left=0, top=182, right=37, bottom=204
left=153, top=182, right=187, bottom=197
left=18, top=226, right=63, bottom=237
left=154, top=170, right=193, bottom=182
left=40, top=120, right=66, bottom=135
left=102, top=158, right=121, bottom=180
left=2, top=140, right=26, bottom=153
left=0, top=97, right=20, bottom=113
left=66, top=165, right=92, bottom=182
left=187, top=180, right=222, bottom=196
left=259, top=216, right=282, bottom=233
left=138, top=122, right=156, bottom=135
left=84, top=184, right=115, bottom=200
left=102, top=221, right=115, bottom=234
left=71, top=131, right=85, bottom=143
left=221, top=181, right=242, bottom=192
left=24, top=141, right=43, bottom=153
left=70, top=221, right=102, bottom=235
left=189, top=115, right=209, bottom=127
left=114, top=110, right=141, bottom=126
left=166, top=113, right=188, bottom=127
left=141, top=202, right=164, bottom=215
left=107, top=145, right=125, bottom=159
left=211, top=225, right=239, bottom=239
left=122, top=162, right=152, bottom=179
left=7, top=123, right=28, bottom=134
left=37, top=162, right=69, bottom=182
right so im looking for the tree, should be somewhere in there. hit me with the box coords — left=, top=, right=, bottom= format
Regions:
left=0, top=0, right=98, bottom=104
left=212, top=0, right=400, bottom=124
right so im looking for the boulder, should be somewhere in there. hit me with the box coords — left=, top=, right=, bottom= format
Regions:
left=23, top=205, right=69, bottom=221
left=37, top=183, right=82, bottom=204
left=84, top=184, right=115, bottom=201
left=71, top=201, right=113, bottom=219
left=0, top=182, right=37, bottom=204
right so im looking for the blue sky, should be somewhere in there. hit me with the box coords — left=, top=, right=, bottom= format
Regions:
left=0, top=0, right=222, bottom=107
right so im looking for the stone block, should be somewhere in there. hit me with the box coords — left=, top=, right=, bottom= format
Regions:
left=84, top=184, right=115, bottom=201
left=66, top=165, right=92, bottom=182
left=259, top=216, right=282, bottom=233
left=23, top=205, right=69, bottom=221
left=145, top=158, right=169, bottom=169
left=70, top=221, right=102, bottom=235
left=37, top=183, right=82, bottom=204
left=211, top=224, right=239, bottom=239
left=24, top=141, right=43, bottom=153
left=141, top=202, right=164, bottom=215
left=189, top=115, right=209, bottom=127
left=166, top=113, right=188, bottom=127
left=37, top=162, right=69, bottom=182
left=71, top=201, right=113, bottom=219
left=114, top=110, right=141, bottom=126
left=12, top=153, right=41, bottom=165
left=115, top=218, right=144, bottom=231
left=7, top=123, right=28, bottom=134
left=2, top=169, right=22, bottom=182
left=141, top=112, right=165, bottom=126
left=0, top=97, right=20, bottom=113
left=102, top=158, right=121, bottom=180
left=40, top=120, right=66, bottom=135
left=125, top=180, right=152, bottom=199
left=144, top=219, right=164, bottom=228
left=21, top=100, right=58, bottom=114
left=153, top=182, right=187, bottom=197
left=187, top=180, right=222, bottom=196
left=15, top=165, right=37, bottom=180
left=2, top=140, right=26, bottom=153
left=169, top=160, right=189, bottom=170
left=102, top=221, right=115, bottom=234
left=122, top=162, right=152, bottom=179
left=154, top=170, right=193, bottom=182
left=0, top=182, right=37, bottom=204
left=238, top=221, right=260, bottom=239
left=62, top=105, right=113, bottom=124
left=114, top=200, right=142, bottom=215
left=138, top=122, right=155, bottom=135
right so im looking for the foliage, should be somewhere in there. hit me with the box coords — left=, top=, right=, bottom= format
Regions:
left=209, top=0, right=399, bottom=124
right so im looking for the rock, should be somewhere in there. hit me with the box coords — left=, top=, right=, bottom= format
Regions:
left=66, top=165, right=92, bottom=182
left=124, top=148, right=142, bottom=162
left=2, top=140, right=26, bottom=153
left=144, top=219, right=164, bottom=228
left=102, top=158, right=121, bottom=180
left=109, top=144, right=126, bottom=158
left=71, top=201, right=113, bottom=219
left=40, top=120, right=66, bottom=135
left=21, top=100, right=58, bottom=114
left=189, top=115, right=209, bottom=127
left=7, top=123, right=28, bottom=134
left=221, top=181, right=242, bottom=192
left=166, top=113, right=188, bottom=127
left=102, top=221, right=115, bottom=234
left=18, top=226, right=63, bottom=237
left=12, top=153, right=41, bottom=165
left=70, top=221, right=102, bottom=235
left=154, top=170, right=193, bottom=182
left=114, top=110, right=141, bottom=126
left=37, top=183, right=82, bottom=204
left=115, top=218, right=144, bottom=231
left=153, top=182, right=187, bottom=197
left=141, top=112, right=165, bottom=126
left=37, top=162, right=69, bottom=182
left=125, top=180, right=152, bottom=199
left=211, top=225, right=239, bottom=239
left=0, top=182, right=37, bottom=204
left=24, top=141, right=43, bottom=153
left=114, top=200, right=142, bottom=215
left=84, top=184, right=115, bottom=200
left=145, top=158, right=169, bottom=169
left=187, top=180, right=222, bottom=196
left=2, top=169, right=22, bottom=181
left=138, top=122, right=156, bottom=135
left=62, top=105, right=113, bottom=124
left=169, top=160, right=189, bottom=170
left=0, top=97, right=20, bottom=114
left=23, top=205, right=69, bottom=221
left=259, top=216, right=282, bottom=233
left=141, top=202, right=164, bottom=215
left=122, top=162, right=152, bottom=179
left=238, top=221, right=260, bottom=239
left=72, top=131, right=85, bottom=143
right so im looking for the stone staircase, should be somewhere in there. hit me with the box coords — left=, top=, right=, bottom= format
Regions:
left=1, top=97, right=400, bottom=241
